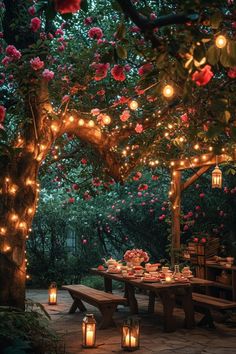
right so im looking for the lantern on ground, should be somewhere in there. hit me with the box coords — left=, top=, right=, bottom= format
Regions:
left=48, top=282, right=57, bottom=305
left=122, top=317, right=140, bottom=351
left=212, top=159, right=222, bottom=189
left=82, top=314, right=97, bottom=348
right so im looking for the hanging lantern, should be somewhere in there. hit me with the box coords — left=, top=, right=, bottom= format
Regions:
left=212, top=164, right=222, bottom=189
left=82, top=314, right=97, bottom=348
left=162, top=84, right=174, bottom=98
left=215, top=35, right=227, bottom=49
left=121, top=317, right=140, bottom=351
left=48, top=282, right=57, bottom=305
left=129, top=100, right=138, bottom=110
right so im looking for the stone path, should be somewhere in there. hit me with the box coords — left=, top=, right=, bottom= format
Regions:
left=27, top=289, right=236, bottom=354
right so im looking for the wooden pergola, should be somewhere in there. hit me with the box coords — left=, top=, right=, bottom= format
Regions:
left=169, top=152, right=235, bottom=263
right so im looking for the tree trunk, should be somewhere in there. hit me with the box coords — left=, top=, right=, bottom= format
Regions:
left=0, top=152, right=39, bottom=309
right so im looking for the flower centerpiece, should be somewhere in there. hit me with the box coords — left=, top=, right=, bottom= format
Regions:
left=124, top=249, right=149, bottom=266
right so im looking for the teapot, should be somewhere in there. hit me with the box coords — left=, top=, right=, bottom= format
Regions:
left=102, top=257, right=118, bottom=267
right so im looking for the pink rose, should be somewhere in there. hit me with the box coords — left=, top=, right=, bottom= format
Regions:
left=138, top=63, right=153, bottom=76
left=192, top=65, right=213, bottom=86
left=88, top=27, right=103, bottom=40
left=28, top=6, right=35, bottom=16
left=91, top=108, right=100, bottom=116
left=54, top=0, right=82, bottom=14
left=42, top=69, right=54, bottom=80
left=30, top=17, right=41, bottom=32
left=0, top=105, right=6, bottom=123
left=138, top=184, right=148, bottom=191
left=228, top=67, right=236, bottom=78
left=133, top=171, right=142, bottom=181
left=6, top=45, right=21, bottom=60
left=68, top=197, right=75, bottom=203
left=135, top=123, right=143, bottom=134
left=91, top=62, right=109, bottom=81
left=120, top=110, right=130, bottom=122
left=111, top=65, right=126, bottom=81
left=30, top=57, right=44, bottom=70
left=199, top=193, right=205, bottom=198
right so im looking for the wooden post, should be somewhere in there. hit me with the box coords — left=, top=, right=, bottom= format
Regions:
left=170, top=169, right=181, bottom=265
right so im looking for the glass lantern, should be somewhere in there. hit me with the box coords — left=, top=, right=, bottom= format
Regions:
left=122, top=317, right=140, bottom=351
left=82, top=314, right=96, bottom=348
left=48, top=282, right=57, bottom=305
left=212, top=165, right=222, bottom=188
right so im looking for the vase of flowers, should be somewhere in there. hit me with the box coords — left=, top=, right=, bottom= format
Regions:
left=124, top=249, right=149, bottom=266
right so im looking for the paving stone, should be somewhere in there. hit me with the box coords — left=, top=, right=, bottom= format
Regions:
left=26, top=289, right=236, bottom=354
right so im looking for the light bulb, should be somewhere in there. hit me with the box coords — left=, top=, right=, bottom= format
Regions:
left=69, top=115, right=74, bottom=122
left=103, top=115, right=111, bottom=125
left=88, top=120, right=95, bottom=127
left=129, top=100, right=138, bottom=110
left=163, top=84, right=174, bottom=98
left=78, top=119, right=85, bottom=126
left=215, top=35, right=227, bottom=49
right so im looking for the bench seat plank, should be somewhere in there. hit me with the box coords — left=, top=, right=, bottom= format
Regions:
left=192, top=293, right=236, bottom=310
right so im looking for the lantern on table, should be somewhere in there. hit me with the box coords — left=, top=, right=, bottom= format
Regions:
left=48, top=282, right=57, bottom=305
left=212, top=157, right=222, bottom=189
left=122, top=317, right=140, bottom=351
left=82, top=314, right=97, bottom=348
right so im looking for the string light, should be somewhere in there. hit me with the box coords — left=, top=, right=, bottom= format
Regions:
left=215, top=35, right=227, bottom=49
left=162, top=84, right=174, bottom=98
left=78, top=119, right=85, bottom=126
left=69, top=115, right=74, bottom=122
left=103, top=115, right=111, bottom=125
left=19, top=222, right=27, bottom=229
left=88, top=120, right=95, bottom=127
left=28, top=208, right=33, bottom=215
left=9, top=185, right=18, bottom=195
left=51, top=123, right=59, bottom=132
left=129, top=100, right=138, bottom=110
left=0, top=227, right=6, bottom=235
left=10, top=214, right=18, bottom=222
left=194, top=144, right=200, bottom=150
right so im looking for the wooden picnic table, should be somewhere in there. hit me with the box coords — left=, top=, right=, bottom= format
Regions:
left=91, top=268, right=212, bottom=332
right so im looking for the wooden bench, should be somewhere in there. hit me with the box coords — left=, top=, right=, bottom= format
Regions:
left=192, top=292, right=236, bottom=328
left=62, top=285, right=127, bottom=329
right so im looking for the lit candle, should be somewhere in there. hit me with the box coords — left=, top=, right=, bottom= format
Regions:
left=49, top=292, right=57, bottom=304
left=125, top=334, right=137, bottom=347
left=86, top=329, right=94, bottom=346
left=165, top=275, right=172, bottom=282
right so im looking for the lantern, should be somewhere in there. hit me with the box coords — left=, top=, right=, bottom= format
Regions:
left=82, top=314, right=97, bottom=348
left=212, top=164, right=222, bottom=189
left=122, top=317, right=140, bottom=351
left=48, top=282, right=57, bottom=305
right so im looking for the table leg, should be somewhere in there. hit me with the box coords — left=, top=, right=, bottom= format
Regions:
left=124, top=283, right=130, bottom=305
left=104, top=277, right=112, bottom=293
left=182, top=286, right=195, bottom=329
left=126, top=283, right=138, bottom=314
left=158, top=290, right=176, bottom=332
left=148, top=291, right=156, bottom=313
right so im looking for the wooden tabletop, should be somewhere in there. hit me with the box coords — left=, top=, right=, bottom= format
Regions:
left=90, top=268, right=213, bottom=290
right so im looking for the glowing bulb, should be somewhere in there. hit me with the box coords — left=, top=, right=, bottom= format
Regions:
left=129, top=100, right=138, bottom=110
left=209, top=146, right=213, bottom=151
left=170, top=161, right=175, bottom=166
left=51, top=123, right=59, bottom=132
left=28, top=208, right=33, bottom=215
left=19, top=222, right=27, bottom=229
left=0, top=227, right=6, bottom=235
left=26, top=179, right=34, bottom=186
left=215, top=35, right=227, bottom=49
left=179, top=137, right=184, bottom=142
left=88, top=120, right=95, bottom=127
left=9, top=185, right=18, bottom=195
left=69, top=115, right=74, bottom=122
left=180, top=161, right=184, bottom=166
left=103, top=115, right=111, bottom=125
left=202, top=155, right=207, bottom=160
left=162, top=84, right=174, bottom=98
left=194, top=144, right=200, bottom=150
left=11, top=214, right=18, bottom=221
left=78, top=119, right=85, bottom=126
left=5, top=177, right=10, bottom=183
left=168, top=124, right=173, bottom=129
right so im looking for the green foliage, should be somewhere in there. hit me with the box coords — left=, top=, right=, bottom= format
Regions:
left=0, top=301, right=63, bottom=354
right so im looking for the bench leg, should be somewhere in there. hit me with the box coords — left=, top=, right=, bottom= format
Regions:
left=148, top=291, right=156, bottom=314
left=68, top=292, right=87, bottom=314
left=159, top=290, right=176, bottom=332
left=197, top=308, right=215, bottom=329
left=98, top=304, right=117, bottom=329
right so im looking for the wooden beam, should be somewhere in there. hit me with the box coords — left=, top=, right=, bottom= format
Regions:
left=172, top=154, right=232, bottom=171
left=181, top=165, right=211, bottom=192
left=170, top=170, right=181, bottom=264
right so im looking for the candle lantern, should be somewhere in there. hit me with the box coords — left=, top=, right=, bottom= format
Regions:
left=212, top=165, right=222, bottom=189
left=48, top=282, right=57, bottom=305
left=122, top=317, right=140, bottom=351
left=82, top=314, right=97, bottom=348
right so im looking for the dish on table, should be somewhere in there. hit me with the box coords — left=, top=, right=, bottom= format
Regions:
left=142, top=277, right=160, bottom=283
